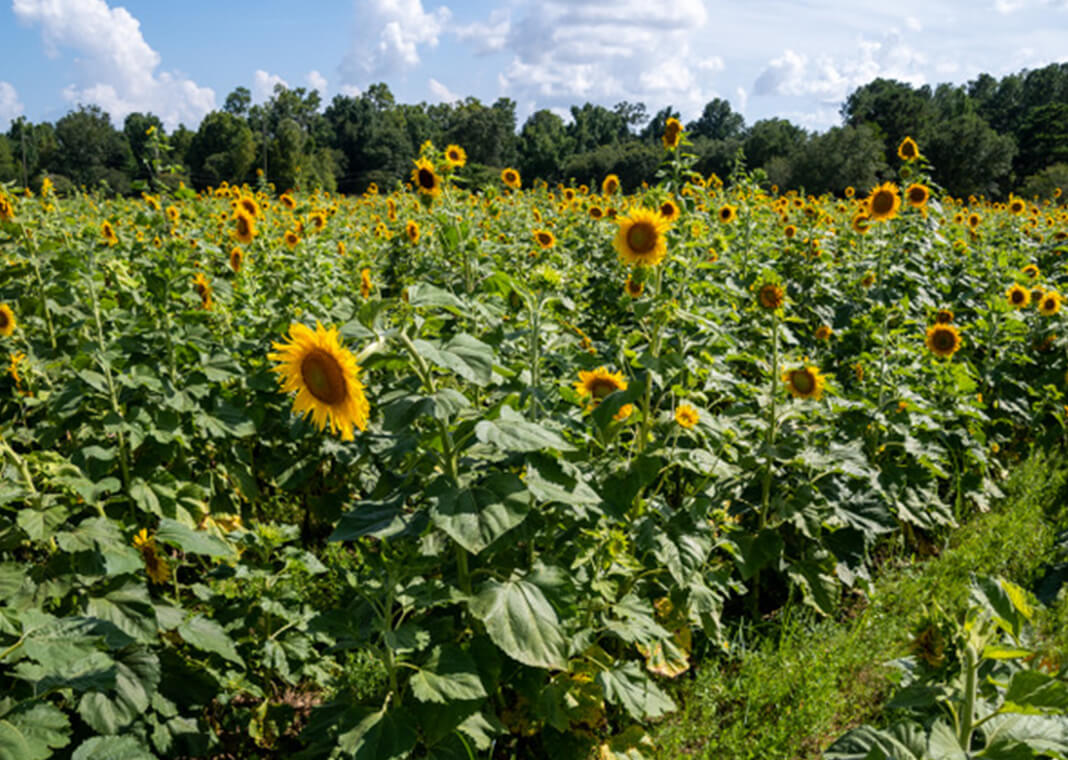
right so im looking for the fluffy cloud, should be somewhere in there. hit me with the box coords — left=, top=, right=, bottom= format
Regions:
left=0, top=82, right=23, bottom=127
left=306, top=70, right=328, bottom=94
left=253, top=70, right=288, bottom=102
left=476, top=0, right=723, bottom=118
left=339, top=0, right=451, bottom=87
left=13, top=0, right=214, bottom=128
left=428, top=77, right=459, bottom=102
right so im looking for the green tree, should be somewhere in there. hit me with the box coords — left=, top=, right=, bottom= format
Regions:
left=788, top=124, right=887, bottom=194
left=922, top=112, right=1015, bottom=198
left=562, top=141, right=660, bottom=192
left=518, top=109, right=571, bottom=184
left=123, top=112, right=164, bottom=186
left=1019, top=162, right=1068, bottom=204
left=0, top=134, right=16, bottom=182
left=223, top=86, right=252, bottom=118
left=187, top=110, right=255, bottom=188
left=743, top=118, right=806, bottom=172
left=688, top=98, right=745, bottom=141
left=1014, top=103, right=1068, bottom=180
left=53, top=105, right=132, bottom=193
left=841, top=78, right=934, bottom=165
left=567, top=103, right=628, bottom=154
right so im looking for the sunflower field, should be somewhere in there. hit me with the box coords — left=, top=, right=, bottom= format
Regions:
left=1, top=129, right=1067, bottom=759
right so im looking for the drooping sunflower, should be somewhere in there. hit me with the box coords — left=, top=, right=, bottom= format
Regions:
left=280, top=193, right=297, bottom=210
left=782, top=365, right=825, bottom=400
left=602, top=174, right=621, bottom=196
left=133, top=529, right=171, bottom=585
left=412, top=158, right=443, bottom=198
left=925, top=324, right=961, bottom=358
left=757, top=283, right=785, bottom=311
left=662, top=117, right=683, bottom=150
left=1003, top=286, right=1029, bottom=309
left=659, top=199, right=680, bottom=222
left=238, top=196, right=261, bottom=218
left=101, top=220, right=118, bottom=246
left=1039, top=290, right=1062, bottom=317
left=574, top=367, right=627, bottom=407
left=613, top=207, right=671, bottom=267
left=718, top=204, right=737, bottom=224
left=935, top=309, right=954, bottom=324
left=268, top=321, right=370, bottom=441
left=897, top=136, right=920, bottom=161
left=675, top=404, right=699, bottom=429
left=8, top=351, right=25, bottom=387
left=852, top=212, right=872, bottom=234
left=229, top=247, right=243, bottom=274
left=588, top=205, right=605, bottom=220
left=0, top=192, right=14, bottom=221
left=406, top=220, right=420, bottom=244
left=234, top=211, right=256, bottom=244
left=533, top=229, right=556, bottom=249
left=867, top=183, right=901, bottom=222
left=815, top=324, right=832, bottom=340
left=192, top=273, right=213, bottom=310
left=905, top=183, right=929, bottom=209
left=1022, top=264, right=1040, bottom=279
left=624, top=274, right=644, bottom=298
left=501, top=168, right=522, bottom=190
left=444, top=144, right=467, bottom=169
left=0, top=304, right=15, bottom=337
left=360, top=268, right=373, bottom=299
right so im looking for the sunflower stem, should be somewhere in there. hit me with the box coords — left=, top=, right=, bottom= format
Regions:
left=528, top=294, right=542, bottom=421
left=635, top=267, right=666, bottom=455
left=19, top=222, right=57, bottom=350
left=760, top=312, right=780, bottom=529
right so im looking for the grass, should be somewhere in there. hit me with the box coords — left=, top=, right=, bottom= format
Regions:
left=651, top=447, right=1068, bottom=759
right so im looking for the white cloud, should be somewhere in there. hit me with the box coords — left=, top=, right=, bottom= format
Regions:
left=0, top=82, right=24, bottom=127
left=428, top=77, right=459, bottom=102
left=994, top=0, right=1068, bottom=10
left=253, top=70, right=288, bottom=102
left=339, top=84, right=363, bottom=97
left=13, top=0, right=214, bottom=128
left=472, top=0, right=722, bottom=120
left=339, top=0, right=451, bottom=87
left=904, top=15, right=923, bottom=31
left=306, top=69, right=328, bottom=94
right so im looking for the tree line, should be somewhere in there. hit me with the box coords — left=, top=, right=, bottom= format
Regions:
left=2, top=62, right=1068, bottom=200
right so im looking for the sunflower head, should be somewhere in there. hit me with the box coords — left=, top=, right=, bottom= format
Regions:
left=284, top=230, right=300, bottom=248
left=533, top=229, right=556, bottom=249
left=602, top=174, right=620, bottom=196
left=1022, top=264, right=1040, bottom=279
left=658, top=199, right=680, bottom=222
left=718, top=204, right=737, bottom=224
left=574, top=367, right=627, bottom=407
left=101, top=220, right=118, bottom=246
left=905, top=183, right=930, bottom=209
left=444, top=144, right=467, bottom=169
left=360, top=268, right=373, bottom=299
left=624, top=274, right=644, bottom=298
left=867, top=182, right=901, bottom=222
left=133, top=529, right=171, bottom=584
left=844, top=186, right=855, bottom=198
left=925, top=324, right=962, bottom=358
left=782, top=365, right=825, bottom=400
left=0, top=304, right=15, bottom=337
left=1007, top=284, right=1030, bottom=309
left=934, top=309, right=954, bottom=325
left=815, top=324, right=832, bottom=340
left=968, top=213, right=982, bottom=229
left=675, top=404, right=699, bottom=429
left=662, top=117, right=683, bottom=150
left=192, top=273, right=213, bottom=310
left=235, top=211, right=256, bottom=243
left=0, top=193, right=14, bottom=221
left=757, top=282, right=785, bottom=311
left=784, top=224, right=797, bottom=239
left=1039, top=290, right=1062, bottom=317
left=852, top=212, right=872, bottom=235
left=412, top=158, right=443, bottom=199
left=229, top=247, right=243, bottom=274
left=613, top=207, right=671, bottom=267
left=501, top=168, right=522, bottom=190
left=280, top=193, right=297, bottom=210
left=589, top=205, right=605, bottom=220
left=406, top=220, right=420, bottom=244
left=897, top=136, right=920, bottom=162
left=268, top=321, right=370, bottom=441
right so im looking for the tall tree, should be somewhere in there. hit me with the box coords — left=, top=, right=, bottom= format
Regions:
left=688, top=98, right=745, bottom=141
left=53, top=105, right=131, bottom=193
left=518, top=109, right=571, bottom=183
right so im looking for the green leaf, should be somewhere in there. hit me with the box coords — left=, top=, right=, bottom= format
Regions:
left=330, top=491, right=424, bottom=542
left=469, top=579, right=568, bottom=670
left=16, top=504, right=69, bottom=542
left=728, top=529, right=784, bottom=581
left=77, top=647, right=160, bottom=734
left=595, top=662, right=676, bottom=721
left=177, top=615, right=243, bottom=666
left=85, top=584, right=158, bottom=643
left=406, top=283, right=464, bottom=310
left=0, top=704, right=70, bottom=760
left=409, top=645, right=488, bottom=704
left=475, top=407, right=573, bottom=453
left=824, top=722, right=927, bottom=760
left=70, top=736, right=155, bottom=760
left=413, top=334, right=495, bottom=386
left=524, top=454, right=601, bottom=508
left=337, top=707, right=417, bottom=760
left=430, top=473, right=529, bottom=555
left=156, top=518, right=234, bottom=558
left=1003, top=670, right=1068, bottom=714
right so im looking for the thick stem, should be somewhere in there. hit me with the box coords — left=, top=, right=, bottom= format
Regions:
left=958, top=643, right=978, bottom=748
left=21, top=224, right=57, bottom=350
left=528, top=296, right=541, bottom=420
left=760, top=313, right=780, bottom=529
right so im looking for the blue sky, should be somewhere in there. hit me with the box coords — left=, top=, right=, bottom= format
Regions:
left=2, top=0, right=1067, bottom=133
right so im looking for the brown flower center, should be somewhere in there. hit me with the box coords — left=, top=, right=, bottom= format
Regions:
left=871, top=191, right=894, bottom=215
left=791, top=370, right=815, bottom=394
left=301, top=349, right=347, bottom=405
left=626, top=222, right=657, bottom=254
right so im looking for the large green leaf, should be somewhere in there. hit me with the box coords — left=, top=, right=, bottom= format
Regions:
left=77, top=647, right=160, bottom=734
left=409, top=645, right=488, bottom=704
left=337, top=707, right=417, bottom=760
left=70, top=736, right=155, bottom=760
left=156, top=518, right=234, bottom=558
left=0, top=704, right=70, bottom=760
left=824, top=722, right=927, bottom=760
left=430, top=473, right=529, bottom=555
left=177, top=615, right=243, bottom=666
left=595, top=662, right=675, bottom=721
left=85, top=584, right=158, bottom=642
left=469, top=579, right=568, bottom=670
left=1003, top=670, right=1068, bottom=714
left=475, top=407, right=573, bottom=453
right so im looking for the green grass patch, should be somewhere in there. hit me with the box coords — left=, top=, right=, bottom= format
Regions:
left=652, top=448, right=1068, bottom=759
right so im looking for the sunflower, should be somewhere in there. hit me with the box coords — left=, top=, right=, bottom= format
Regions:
left=411, top=158, right=443, bottom=198
left=1022, top=264, right=1040, bottom=279
left=238, top=196, right=261, bottom=218
left=935, top=309, right=954, bottom=324
left=757, top=283, right=784, bottom=311
left=280, top=193, right=297, bottom=210
left=8, top=351, right=25, bottom=387
left=268, top=321, right=370, bottom=440
left=0, top=193, right=14, bottom=220
left=867, top=183, right=900, bottom=222
left=815, top=324, right=832, bottom=340
left=844, top=186, right=855, bottom=198
left=574, top=367, right=627, bottom=407
left=533, top=229, right=556, bottom=249
left=784, top=224, right=797, bottom=239
left=589, top=205, right=605, bottom=220
left=624, top=274, right=644, bottom=298
left=360, top=268, right=373, bottom=299
left=967, top=213, right=981, bottom=229
left=284, top=230, right=300, bottom=248
left=718, top=204, right=737, bottom=223
left=234, top=211, right=256, bottom=244
left=0, top=304, right=15, bottom=337
left=905, top=183, right=929, bottom=209
left=662, top=117, right=683, bottom=150
left=133, top=529, right=171, bottom=585
left=406, top=220, right=420, bottom=244
left=229, top=247, right=243, bottom=274
left=192, top=273, right=213, bottom=310
left=852, top=212, right=871, bottom=234
left=1039, top=290, right=1062, bottom=316
left=782, top=365, right=825, bottom=400
left=501, top=168, right=522, bottom=190
left=444, top=144, right=467, bottom=169
left=1008, top=197, right=1026, bottom=215
left=659, top=199, right=680, bottom=222
left=602, top=174, right=620, bottom=196
left=613, top=207, right=671, bottom=267
left=101, top=220, right=118, bottom=246
left=165, top=205, right=180, bottom=224
left=675, top=404, right=699, bottom=429
left=309, top=211, right=327, bottom=231
left=925, top=324, right=961, bottom=358
left=897, top=136, right=920, bottom=161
